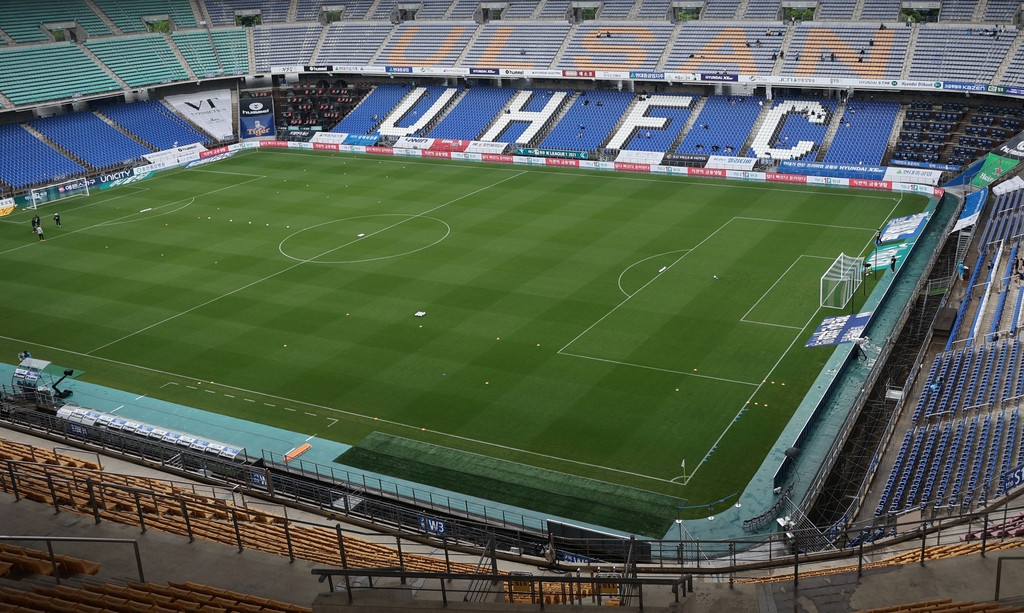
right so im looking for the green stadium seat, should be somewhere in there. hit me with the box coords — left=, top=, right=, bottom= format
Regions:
left=92, top=0, right=198, bottom=33
left=0, top=0, right=110, bottom=43
left=86, top=35, right=190, bottom=88
left=171, top=29, right=247, bottom=77
left=0, top=44, right=121, bottom=106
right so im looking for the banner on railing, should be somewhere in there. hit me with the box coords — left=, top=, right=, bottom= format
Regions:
left=1002, top=463, right=1024, bottom=492
left=165, top=89, right=234, bottom=141
left=0, top=197, right=14, bottom=217
left=614, top=150, right=664, bottom=165
left=143, top=143, right=207, bottom=166
left=952, top=187, right=989, bottom=233
left=706, top=156, right=756, bottom=171
left=880, top=213, right=930, bottom=243
left=805, top=312, right=873, bottom=348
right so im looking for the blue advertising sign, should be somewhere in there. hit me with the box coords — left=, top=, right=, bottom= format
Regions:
left=469, top=68, right=499, bottom=75
left=880, top=212, right=929, bottom=243
left=888, top=159, right=961, bottom=172
left=1001, top=463, right=1024, bottom=492
left=700, top=73, right=737, bottom=82
left=806, top=312, right=872, bottom=348
left=247, top=468, right=268, bottom=489
left=343, top=134, right=380, bottom=146
left=240, top=114, right=274, bottom=138
left=418, top=515, right=447, bottom=535
left=943, top=82, right=987, bottom=92
left=559, top=551, right=593, bottom=564
left=953, top=187, right=987, bottom=232
left=386, top=66, right=413, bottom=73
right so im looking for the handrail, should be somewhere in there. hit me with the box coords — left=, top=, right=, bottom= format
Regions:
left=0, top=535, right=144, bottom=584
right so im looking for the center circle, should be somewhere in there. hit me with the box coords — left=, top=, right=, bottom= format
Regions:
left=278, top=214, right=451, bottom=264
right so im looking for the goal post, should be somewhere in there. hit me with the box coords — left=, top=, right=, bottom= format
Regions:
left=27, top=178, right=89, bottom=209
left=821, top=253, right=864, bottom=309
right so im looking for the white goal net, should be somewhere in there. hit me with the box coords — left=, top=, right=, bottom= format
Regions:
left=28, top=178, right=89, bottom=209
left=821, top=253, right=864, bottom=309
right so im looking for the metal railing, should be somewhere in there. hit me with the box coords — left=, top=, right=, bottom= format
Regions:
left=0, top=535, right=145, bottom=584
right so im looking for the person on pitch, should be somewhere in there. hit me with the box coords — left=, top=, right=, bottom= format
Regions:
left=53, top=212, right=61, bottom=227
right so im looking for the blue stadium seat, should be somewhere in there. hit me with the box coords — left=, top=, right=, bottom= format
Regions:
left=0, top=124, right=87, bottom=190
left=100, top=100, right=211, bottom=150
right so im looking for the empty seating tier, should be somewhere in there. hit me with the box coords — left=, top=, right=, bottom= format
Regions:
left=859, top=0, right=901, bottom=20
left=665, top=24, right=781, bottom=76
left=817, top=0, right=857, bottom=20
left=676, top=95, right=765, bottom=156
left=781, top=25, right=910, bottom=80
left=298, top=0, right=371, bottom=20
left=92, top=0, right=198, bottom=32
left=0, top=0, right=110, bottom=43
left=558, top=23, right=674, bottom=71
left=428, top=86, right=518, bottom=140
left=376, top=23, right=477, bottom=67
left=100, top=99, right=211, bottom=150
left=204, top=0, right=289, bottom=25
left=941, top=0, right=976, bottom=21
left=173, top=28, right=249, bottom=77
left=541, top=90, right=635, bottom=151
left=86, top=35, right=190, bottom=88
left=315, top=23, right=396, bottom=66
left=637, top=0, right=672, bottom=18
left=744, top=0, right=781, bottom=19
left=252, top=24, right=323, bottom=72
left=0, top=124, right=86, bottom=190
left=908, top=26, right=1017, bottom=82
left=703, top=0, right=742, bottom=19
left=823, top=99, right=900, bottom=165
left=461, top=23, right=571, bottom=70
left=30, top=111, right=153, bottom=170
left=0, top=44, right=121, bottom=107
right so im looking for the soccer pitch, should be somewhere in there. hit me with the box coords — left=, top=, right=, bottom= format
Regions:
left=0, top=150, right=926, bottom=535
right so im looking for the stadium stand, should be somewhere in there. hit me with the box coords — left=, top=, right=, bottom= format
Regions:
left=744, top=0, right=782, bottom=19
left=538, top=0, right=573, bottom=19
left=0, top=0, right=110, bottom=43
left=817, top=0, right=857, bottom=20
left=985, top=0, right=1022, bottom=22
left=497, top=1, right=540, bottom=19
left=941, top=0, right=977, bottom=21
left=823, top=99, right=900, bottom=165
left=0, top=124, right=87, bottom=190
left=332, top=82, right=411, bottom=134
left=204, top=0, right=290, bottom=25
left=781, top=25, right=910, bottom=79
left=29, top=111, right=153, bottom=170
left=252, top=24, right=323, bottom=72
left=859, top=0, right=901, bottom=20
left=908, top=26, right=1017, bottom=82
left=599, top=0, right=638, bottom=19
left=172, top=29, right=249, bottom=76
left=614, top=94, right=697, bottom=152
left=91, top=0, right=199, bottom=32
left=461, top=22, right=572, bottom=69
left=747, top=98, right=837, bottom=160
left=675, top=95, right=765, bottom=156
left=373, top=0, right=454, bottom=19
left=540, top=89, right=635, bottom=151
left=85, top=35, right=190, bottom=88
left=558, top=23, right=674, bottom=71
left=0, top=44, right=121, bottom=107
left=427, top=86, right=518, bottom=139
left=996, top=44, right=1024, bottom=86
left=376, top=23, right=477, bottom=67
left=702, top=0, right=742, bottom=19
left=665, top=24, right=781, bottom=75
left=313, top=24, right=392, bottom=66
left=99, top=99, right=212, bottom=150
left=636, top=0, right=671, bottom=19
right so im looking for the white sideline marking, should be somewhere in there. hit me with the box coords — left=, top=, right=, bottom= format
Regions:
left=305, top=434, right=317, bottom=442
left=616, top=249, right=691, bottom=297
left=560, top=352, right=758, bottom=386
left=134, top=394, right=147, bottom=400
left=110, top=405, right=124, bottom=413
left=0, top=187, right=150, bottom=225
left=85, top=171, right=526, bottom=356
left=140, top=208, right=152, bottom=213
left=740, top=255, right=834, bottom=329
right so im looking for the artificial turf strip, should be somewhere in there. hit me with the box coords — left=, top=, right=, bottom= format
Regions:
left=338, top=432, right=687, bottom=537
left=0, top=150, right=927, bottom=523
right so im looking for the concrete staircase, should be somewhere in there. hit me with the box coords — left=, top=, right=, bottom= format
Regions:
left=548, top=23, right=579, bottom=69
left=529, top=90, right=578, bottom=148
left=852, top=0, right=867, bottom=20
left=771, top=23, right=796, bottom=76
left=288, top=0, right=300, bottom=22
left=93, top=110, right=157, bottom=151
left=882, top=103, right=908, bottom=163
left=599, top=94, right=641, bottom=150
left=627, top=0, right=644, bottom=19
left=246, top=28, right=257, bottom=73
left=83, top=0, right=123, bottom=35
left=454, top=24, right=486, bottom=66
left=530, top=1, right=548, bottom=19
left=733, top=0, right=751, bottom=19
left=189, top=0, right=213, bottom=26
left=738, top=100, right=773, bottom=157
left=364, top=0, right=388, bottom=21
left=655, top=21, right=684, bottom=70
left=418, top=87, right=468, bottom=136
left=309, top=23, right=332, bottom=65
left=973, top=0, right=990, bottom=23
left=78, top=43, right=129, bottom=90
left=0, top=27, right=15, bottom=45
left=814, top=100, right=847, bottom=162
left=477, top=90, right=523, bottom=140
left=992, top=30, right=1023, bottom=83
left=0, top=92, right=14, bottom=109
left=165, top=33, right=198, bottom=80
left=21, top=124, right=95, bottom=171
left=667, top=96, right=708, bottom=153
left=900, top=24, right=920, bottom=79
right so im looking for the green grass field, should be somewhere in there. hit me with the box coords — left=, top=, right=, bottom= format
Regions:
left=0, top=150, right=926, bottom=535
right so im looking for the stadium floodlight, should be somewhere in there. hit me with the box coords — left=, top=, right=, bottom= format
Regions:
left=820, top=253, right=863, bottom=309
left=28, top=178, right=89, bottom=209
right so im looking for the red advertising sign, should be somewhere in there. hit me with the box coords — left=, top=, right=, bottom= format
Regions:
left=482, top=154, right=515, bottom=163
left=686, top=167, right=726, bottom=177
left=933, top=187, right=945, bottom=197
left=312, top=143, right=339, bottom=151
left=563, top=70, right=596, bottom=78
left=259, top=140, right=289, bottom=148
left=422, top=150, right=452, bottom=159
left=545, top=158, right=579, bottom=167
left=849, top=178, right=892, bottom=190
left=200, top=146, right=230, bottom=158
left=430, top=139, right=471, bottom=152
left=614, top=162, right=651, bottom=173
left=366, top=146, right=394, bottom=155
left=766, top=173, right=807, bottom=184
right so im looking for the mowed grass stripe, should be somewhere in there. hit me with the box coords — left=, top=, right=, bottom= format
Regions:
left=0, top=151, right=926, bottom=525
